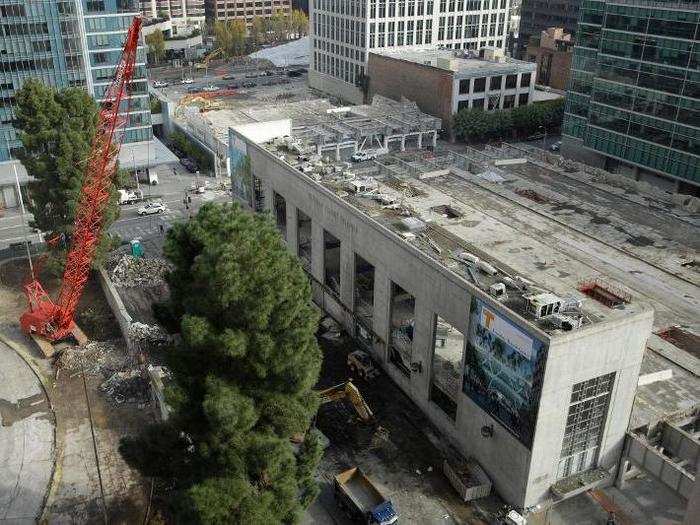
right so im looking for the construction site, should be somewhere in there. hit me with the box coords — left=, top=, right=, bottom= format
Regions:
left=225, top=95, right=699, bottom=521
left=1, top=13, right=698, bottom=525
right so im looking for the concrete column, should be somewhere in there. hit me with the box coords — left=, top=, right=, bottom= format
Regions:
left=310, top=220, right=325, bottom=284
left=286, top=204, right=297, bottom=256
left=372, top=266, right=391, bottom=364
left=400, top=135, right=406, bottom=152
left=383, top=136, right=389, bottom=150
left=412, top=300, right=434, bottom=399
left=339, top=240, right=354, bottom=327
left=336, top=144, right=341, bottom=161
left=615, top=458, right=630, bottom=490
left=264, top=181, right=274, bottom=213
left=417, top=132, right=423, bottom=149
left=432, top=132, right=437, bottom=148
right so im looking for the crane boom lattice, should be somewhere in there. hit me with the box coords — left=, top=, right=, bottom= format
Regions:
left=20, top=16, right=143, bottom=343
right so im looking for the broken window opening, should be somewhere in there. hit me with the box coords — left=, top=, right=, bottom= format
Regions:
left=430, top=315, right=464, bottom=420
left=324, top=230, right=341, bottom=297
left=389, top=281, right=415, bottom=377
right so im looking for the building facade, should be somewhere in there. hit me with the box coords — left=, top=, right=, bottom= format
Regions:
left=0, top=0, right=152, bottom=162
left=525, top=27, right=572, bottom=90
left=368, top=47, right=536, bottom=128
left=310, top=0, right=512, bottom=104
left=226, top=103, right=654, bottom=510
left=561, top=0, right=699, bottom=195
left=204, top=0, right=291, bottom=25
left=516, top=0, right=579, bottom=58
left=139, top=0, right=205, bottom=28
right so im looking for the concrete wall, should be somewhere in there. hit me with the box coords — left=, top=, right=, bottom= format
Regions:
left=367, top=54, right=454, bottom=130
left=242, top=139, right=653, bottom=508
left=97, top=267, right=134, bottom=351
left=527, top=312, right=653, bottom=505
left=308, top=69, right=364, bottom=105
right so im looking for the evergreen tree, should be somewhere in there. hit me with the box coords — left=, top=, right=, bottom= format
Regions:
left=121, top=203, right=323, bottom=524
left=146, top=29, right=166, bottom=63
left=14, top=79, right=121, bottom=266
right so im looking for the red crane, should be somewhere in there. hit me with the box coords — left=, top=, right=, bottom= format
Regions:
left=20, top=16, right=143, bottom=344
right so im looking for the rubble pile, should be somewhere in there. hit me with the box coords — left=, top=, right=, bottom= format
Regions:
left=56, top=340, right=150, bottom=406
left=100, top=370, right=150, bottom=405
left=110, top=254, right=172, bottom=288
left=128, top=321, right=170, bottom=347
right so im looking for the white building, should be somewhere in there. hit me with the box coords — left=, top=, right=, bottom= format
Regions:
left=310, top=0, right=512, bottom=103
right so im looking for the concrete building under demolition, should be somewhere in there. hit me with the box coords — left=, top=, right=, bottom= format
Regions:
left=227, top=96, right=658, bottom=510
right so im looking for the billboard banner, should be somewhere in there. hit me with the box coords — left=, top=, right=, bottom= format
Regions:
left=463, top=298, right=547, bottom=447
left=228, top=130, right=252, bottom=206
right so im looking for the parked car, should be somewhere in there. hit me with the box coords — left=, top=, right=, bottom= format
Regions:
left=187, top=86, right=200, bottom=93
left=550, top=141, right=562, bottom=152
left=153, top=80, right=169, bottom=88
left=137, top=202, right=165, bottom=216
left=227, top=82, right=240, bottom=89
left=241, top=81, right=256, bottom=88
left=222, top=74, right=237, bottom=80
left=202, top=84, right=220, bottom=92
left=181, top=77, right=194, bottom=84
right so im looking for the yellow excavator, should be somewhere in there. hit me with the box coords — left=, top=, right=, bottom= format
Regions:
left=318, top=381, right=374, bottom=424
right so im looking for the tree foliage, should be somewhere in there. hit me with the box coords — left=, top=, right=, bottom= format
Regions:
left=213, top=20, right=247, bottom=57
left=146, top=29, right=166, bottom=62
left=453, top=99, right=565, bottom=142
left=169, top=130, right=214, bottom=172
left=120, top=203, right=323, bottom=524
left=14, top=79, right=121, bottom=266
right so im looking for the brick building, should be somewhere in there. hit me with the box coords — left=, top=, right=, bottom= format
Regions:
left=368, top=47, right=536, bottom=133
left=525, top=27, right=572, bottom=91
left=204, top=0, right=291, bottom=25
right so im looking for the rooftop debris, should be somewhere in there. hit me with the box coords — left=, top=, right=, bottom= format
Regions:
left=109, top=254, right=172, bottom=288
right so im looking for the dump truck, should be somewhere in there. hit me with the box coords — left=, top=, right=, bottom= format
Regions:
left=334, top=467, right=398, bottom=524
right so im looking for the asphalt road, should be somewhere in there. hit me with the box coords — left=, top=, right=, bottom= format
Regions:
left=0, top=166, right=230, bottom=251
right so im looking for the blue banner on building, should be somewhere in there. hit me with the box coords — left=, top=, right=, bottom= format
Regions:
left=463, top=297, right=547, bottom=447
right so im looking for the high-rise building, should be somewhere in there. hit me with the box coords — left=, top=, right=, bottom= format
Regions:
left=561, top=0, right=699, bottom=195
left=140, top=0, right=205, bottom=26
left=310, top=0, right=512, bottom=104
left=525, top=27, right=572, bottom=91
left=516, top=0, right=580, bottom=58
left=204, top=0, right=291, bottom=25
left=0, top=0, right=152, bottom=162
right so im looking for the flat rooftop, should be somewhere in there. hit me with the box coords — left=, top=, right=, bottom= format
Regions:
left=256, top=125, right=699, bottom=336
left=371, top=47, right=536, bottom=77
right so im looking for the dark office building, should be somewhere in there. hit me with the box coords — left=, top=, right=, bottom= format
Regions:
left=517, top=0, right=580, bottom=58
left=562, top=0, right=699, bottom=195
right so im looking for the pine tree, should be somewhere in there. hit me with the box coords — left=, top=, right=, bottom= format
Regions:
left=14, top=79, right=121, bottom=267
left=121, top=203, right=323, bottom=524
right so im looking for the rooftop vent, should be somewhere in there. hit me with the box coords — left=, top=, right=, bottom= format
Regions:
left=524, top=292, right=563, bottom=319
left=431, top=204, right=463, bottom=219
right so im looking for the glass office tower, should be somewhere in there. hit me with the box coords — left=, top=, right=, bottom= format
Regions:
left=562, top=0, right=699, bottom=194
left=0, top=0, right=151, bottom=161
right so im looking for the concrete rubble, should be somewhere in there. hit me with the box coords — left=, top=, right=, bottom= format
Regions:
left=109, top=254, right=172, bottom=288
left=128, top=321, right=170, bottom=347
left=56, top=340, right=150, bottom=406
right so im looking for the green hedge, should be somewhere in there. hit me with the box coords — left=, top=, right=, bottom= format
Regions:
left=453, top=99, right=565, bottom=143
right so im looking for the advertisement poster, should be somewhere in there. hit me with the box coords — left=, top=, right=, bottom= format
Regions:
left=462, top=297, right=547, bottom=447
left=228, top=130, right=252, bottom=206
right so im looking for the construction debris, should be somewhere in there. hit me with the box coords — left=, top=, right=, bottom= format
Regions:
left=109, top=254, right=171, bottom=288
left=128, top=321, right=170, bottom=347
left=56, top=340, right=150, bottom=406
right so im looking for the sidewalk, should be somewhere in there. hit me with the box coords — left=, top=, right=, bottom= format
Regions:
left=0, top=339, right=55, bottom=524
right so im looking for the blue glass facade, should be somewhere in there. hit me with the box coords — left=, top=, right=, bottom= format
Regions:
left=0, top=0, right=151, bottom=161
left=563, top=0, right=699, bottom=189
